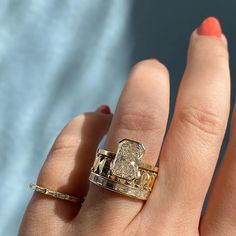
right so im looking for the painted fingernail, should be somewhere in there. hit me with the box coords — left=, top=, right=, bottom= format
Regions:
left=96, top=105, right=111, bottom=114
left=197, top=17, right=222, bottom=38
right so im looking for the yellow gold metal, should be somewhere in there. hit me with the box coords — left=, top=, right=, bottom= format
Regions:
left=97, top=149, right=159, bottom=173
left=97, top=148, right=116, bottom=158
left=90, top=139, right=159, bottom=200
left=139, top=162, right=159, bottom=173
left=29, top=183, right=83, bottom=204
left=89, top=172, right=150, bottom=200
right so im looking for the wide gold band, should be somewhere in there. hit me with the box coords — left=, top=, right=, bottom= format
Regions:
left=30, top=183, right=83, bottom=204
left=89, top=172, right=150, bottom=200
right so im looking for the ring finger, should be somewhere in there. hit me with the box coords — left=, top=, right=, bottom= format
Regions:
left=77, top=59, right=170, bottom=234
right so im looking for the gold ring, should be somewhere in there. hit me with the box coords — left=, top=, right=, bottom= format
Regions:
left=89, top=139, right=158, bottom=200
left=97, top=149, right=159, bottom=173
left=89, top=172, right=150, bottom=200
left=29, top=183, right=84, bottom=204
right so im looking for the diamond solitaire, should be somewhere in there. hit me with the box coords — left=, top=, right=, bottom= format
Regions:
left=110, top=139, right=145, bottom=181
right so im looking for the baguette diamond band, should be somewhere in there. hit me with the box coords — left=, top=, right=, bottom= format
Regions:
left=29, top=183, right=84, bottom=203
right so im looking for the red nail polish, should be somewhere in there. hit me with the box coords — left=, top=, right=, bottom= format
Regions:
left=197, top=17, right=222, bottom=38
left=96, top=105, right=111, bottom=114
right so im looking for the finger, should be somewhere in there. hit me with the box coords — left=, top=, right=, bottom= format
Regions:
left=19, top=109, right=112, bottom=235
left=143, top=17, right=230, bottom=234
left=78, top=59, right=170, bottom=233
left=200, top=104, right=236, bottom=236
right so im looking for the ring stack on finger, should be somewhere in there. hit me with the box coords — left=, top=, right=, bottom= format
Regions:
left=89, top=139, right=158, bottom=200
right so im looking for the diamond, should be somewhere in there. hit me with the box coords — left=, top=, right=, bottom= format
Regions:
left=127, top=188, right=138, bottom=196
left=111, top=139, right=145, bottom=180
left=38, top=188, right=46, bottom=194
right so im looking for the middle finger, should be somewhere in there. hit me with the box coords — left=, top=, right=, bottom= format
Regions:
left=144, top=17, right=230, bottom=235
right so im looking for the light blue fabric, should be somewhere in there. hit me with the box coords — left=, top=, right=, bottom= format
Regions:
left=0, top=1, right=133, bottom=235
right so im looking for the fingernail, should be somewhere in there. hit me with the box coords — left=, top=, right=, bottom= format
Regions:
left=197, top=17, right=222, bottom=38
left=96, top=105, right=111, bottom=114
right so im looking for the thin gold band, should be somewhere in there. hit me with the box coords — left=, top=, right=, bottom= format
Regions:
left=29, top=183, right=83, bottom=204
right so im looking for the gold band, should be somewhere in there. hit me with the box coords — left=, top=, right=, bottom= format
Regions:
left=89, top=172, right=150, bottom=200
left=90, top=139, right=158, bottom=200
left=97, top=148, right=116, bottom=158
left=97, top=148, right=159, bottom=173
left=92, top=151, right=157, bottom=191
left=139, top=162, right=159, bottom=173
left=29, top=183, right=84, bottom=204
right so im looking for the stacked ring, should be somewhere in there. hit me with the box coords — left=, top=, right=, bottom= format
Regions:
left=89, top=139, right=158, bottom=200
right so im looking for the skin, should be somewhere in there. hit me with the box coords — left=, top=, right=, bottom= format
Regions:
left=19, top=28, right=236, bottom=236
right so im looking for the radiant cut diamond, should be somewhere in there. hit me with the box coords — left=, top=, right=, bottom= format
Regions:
left=111, top=139, right=145, bottom=180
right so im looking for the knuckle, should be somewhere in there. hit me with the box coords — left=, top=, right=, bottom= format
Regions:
left=48, top=112, right=112, bottom=158
left=177, top=105, right=225, bottom=136
left=131, top=59, right=169, bottom=79
left=69, top=112, right=109, bottom=125
left=51, top=136, right=81, bottom=153
left=190, top=37, right=229, bottom=64
left=51, top=114, right=84, bottom=152
left=48, top=113, right=89, bottom=155
left=49, top=136, right=82, bottom=158
left=116, top=109, right=164, bottom=134
left=49, top=133, right=91, bottom=160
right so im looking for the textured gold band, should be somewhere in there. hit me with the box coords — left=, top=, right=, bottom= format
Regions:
left=97, top=148, right=159, bottom=173
left=29, top=183, right=84, bottom=204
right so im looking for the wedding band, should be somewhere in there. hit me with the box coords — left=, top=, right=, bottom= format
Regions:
left=89, top=172, right=150, bottom=200
left=89, top=139, right=158, bottom=200
left=29, top=183, right=84, bottom=203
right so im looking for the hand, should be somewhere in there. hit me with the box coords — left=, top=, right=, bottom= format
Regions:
left=19, top=17, right=236, bottom=236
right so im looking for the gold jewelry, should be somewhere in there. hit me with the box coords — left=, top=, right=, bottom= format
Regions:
left=89, top=172, right=150, bottom=200
left=97, top=149, right=159, bottom=173
left=89, top=139, right=158, bottom=200
left=29, top=183, right=84, bottom=203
